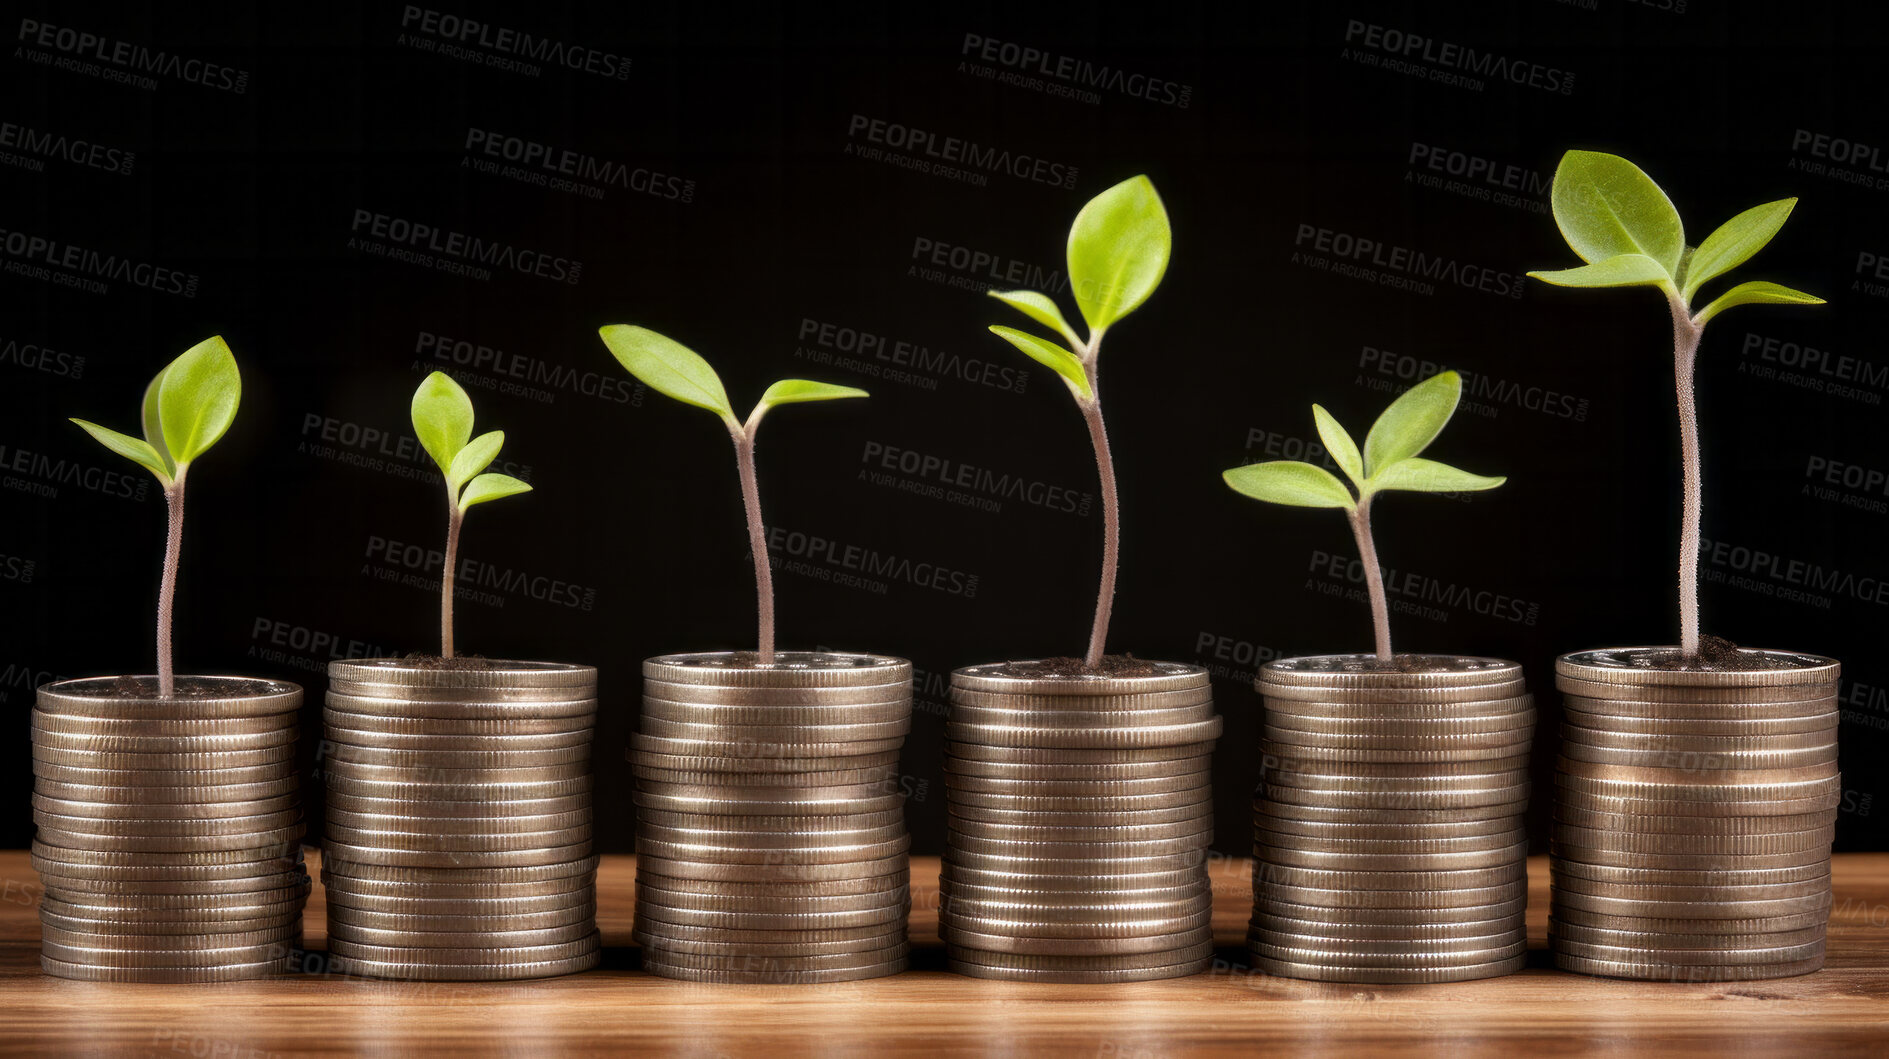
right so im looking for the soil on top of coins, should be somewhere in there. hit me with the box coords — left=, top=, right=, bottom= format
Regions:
left=398, top=654, right=496, bottom=670
left=1354, top=655, right=1477, bottom=673
left=104, top=675, right=287, bottom=699
left=998, top=655, right=1158, bottom=679
left=1628, top=636, right=1805, bottom=672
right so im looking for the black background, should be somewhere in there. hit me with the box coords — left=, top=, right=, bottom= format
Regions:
left=5, top=0, right=1887, bottom=856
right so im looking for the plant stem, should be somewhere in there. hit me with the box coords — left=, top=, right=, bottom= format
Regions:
left=441, top=496, right=462, bottom=659
left=1079, top=357, right=1119, bottom=669
left=156, top=472, right=186, bottom=697
left=1669, top=291, right=1706, bottom=659
left=1347, top=495, right=1393, bottom=663
left=733, top=431, right=775, bottom=664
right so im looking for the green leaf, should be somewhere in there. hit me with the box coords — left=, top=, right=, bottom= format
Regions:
left=1363, top=371, right=1461, bottom=477
left=156, top=336, right=241, bottom=465
left=1368, top=457, right=1505, bottom=495
left=1548, top=151, right=1685, bottom=278
left=1311, top=405, right=1363, bottom=487
left=448, top=430, right=504, bottom=490
left=1066, top=175, right=1171, bottom=332
left=988, top=325, right=1092, bottom=400
left=70, top=419, right=173, bottom=486
left=458, top=472, right=532, bottom=512
left=988, top=289, right=1084, bottom=348
left=140, top=370, right=174, bottom=474
left=1527, top=253, right=1673, bottom=290
left=1693, top=281, right=1826, bottom=327
left=1682, top=199, right=1797, bottom=301
left=411, top=371, right=474, bottom=474
left=1222, top=461, right=1355, bottom=510
left=755, top=380, right=870, bottom=411
left=598, top=325, right=734, bottom=420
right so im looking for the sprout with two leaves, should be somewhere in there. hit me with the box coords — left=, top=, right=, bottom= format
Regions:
left=598, top=325, right=866, bottom=664
left=1222, top=372, right=1504, bottom=663
left=1527, top=150, right=1824, bottom=660
left=70, top=336, right=242, bottom=697
left=409, top=371, right=533, bottom=659
left=985, top=174, right=1171, bottom=669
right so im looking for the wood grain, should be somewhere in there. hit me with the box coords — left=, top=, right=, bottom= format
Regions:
left=0, top=850, right=1885, bottom=1057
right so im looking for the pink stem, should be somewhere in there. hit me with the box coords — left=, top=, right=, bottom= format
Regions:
left=734, top=433, right=775, bottom=664
left=156, top=475, right=185, bottom=697
left=441, top=498, right=462, bottom=659
left=1670, top=292, right=1706, bottom=659
left=1080, top=391, right=1118, bottom=669
left=1348, top=496, right=1393, bottom=663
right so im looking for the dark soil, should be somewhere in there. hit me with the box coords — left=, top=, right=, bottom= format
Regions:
left=998, top=655, right=1158, bottom=679
left=87, top=675, right=286, bottom=700
left=1359, top=655, right=1474, bottom=673
left=399, top=654, right=496, bottom=671
left=1625, top=636, right=1807, bottom=672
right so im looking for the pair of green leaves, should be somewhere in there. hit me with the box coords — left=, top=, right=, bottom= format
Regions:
left=72, top=336, right=242, bottom=489
left=597, top=325, right=867, bottom=431
left=1528, top=150, right=1823, bottom=324
left=411, top=372, right=532, bottom=512
left=986, top=174, right=1172, bottom=399
left=1222, top=372, right=1504, bottom=510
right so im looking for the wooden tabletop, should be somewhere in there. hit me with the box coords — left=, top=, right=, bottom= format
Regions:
left=1, top=850, right=1886, bottom=1057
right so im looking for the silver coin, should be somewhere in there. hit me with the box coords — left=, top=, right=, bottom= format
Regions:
left=326, top=919, right=597, bottom=949
left=1260, top=741, right=1530, bottom=764
left=1250, top=951, right=1526, bottom=984
left=943, top=741, right=1216, bottom=765
left=328, top=659, right=596, bottom=689
left=1247, top=933, right=1527, bottom=967
left=1554, top=788, right=1841, bottom=818
left=1550, top=904, right=1830, bottom=935
left=34, top=805, right=302, bottom=835
left=320, top=707, right=595, bottom=737
left=940, top=755, right=1213, bottom=781
left=1254, top=827, right=1527, bottom=857
left=32, top=744, right=297, bottom=770
left=1254, top=800, right=1526, bottom=826
left=1551, top=823, right=1834, bottom=856
left=638, top=716, right=912, bottom=744
left=950, top=661, right=1208, bottom=696
left=940, top=893, right=1210, bottom=928
left=326, top=807, right=594, bottom=836
left=944, top=770, right=1211, bottom=796
left=1260, top=765, right=1530, bottom=793
left=1553, top=935, right=1825, bottom=967
left=35, top=869, right=309, bottom=897
left=636, top=882, right=907, bottom=914
left=32, top=792, right=298, bottom=821
left=1249, top=921, right=1522, bottom=952
left=950, top=687, right=1213, bottom=711
left=32, top=761, right=296, bottom=789
left=945, top=957, right=1209, bottom=983
left=635, top=834, right=909, bottom=865
left=629, top=748, right=902, bottom=776
left=636, top=869, right=907, bottom=899
left=641, top=676, right=911, bottom=706
left=316, top=853, right=598, bottom=885
left=1263, top=781, right=1532, bottom=811
left=1261, top=708, right=1534, bottom=737
left=324, top=774, right=593, bottom=802
left=1550, top=844, right=1834, bottom=872
left=40, top=939, right=295, bottom=969
left=1561, top=721, right=1836, bottom=750
left=1550, top=858, right=1831, bottom=888
left=1254, top=838, right=1527, bottom=873
left=329, top=950, right=600, bottom=981
left=324, top=820, right=591, bottom=851
left=1258, top=682, right=1529, bottom=706
left=939, top=922, right=1211, bottom=956
left=326, top=932, right=601, bottom=965
left=1550, top=951, right=1825, bottom=982
left=1252, top=859, right=1525, bottom=891
left=1260, top=655, right=1521, bottom=688
left=630, top=852, right=908, bottom=884
left=941, top=905, right=1213, bottom=941
left=639, top=956, right=904, bottom=984
left=35, top=778, right=299, bottom=805
left=633, top=785, right=901, bottom=817
left=951, top=800, right=1211, bottom=827
left=30, top=709, right=298, bottom=737
left=30, top=839, right=303, bottom=872
left=35, top=823, right=306, bottom=854
left=321, top=838, right=591, bottom=869
left=945, top=941, right=1216, bottom=972
left=1549, top=873, right=1829, bottom=903
left=946, top=789, right=1210, bottom=814
left=635, top=927, right=904, bottom=958
left=325, top=901, right=594, bottom=931
left=635, top=902, right=907, bottom=933
left=324, top=742, right=591, bottom=769
left=1555, top=648, right=1837, bottom=685
left=944, top=717, right=1223, bottom=750
left=643, top=945, right=914, bottom=979
left=1554, top=806, right=1835, bottom=835
left=1555, top=677, right=1836, bottom=706
left=942, top=864, right=1204, bottom=893
left=327, top=687, right=598, bottom=717
left=947, top=814, right=1212, bottom=845
left=630, top=763, right=898, bottom=787
left=940, top=879, right=1206, bottom=908
left=635, top=808, right=904, bottom=834
left=1253, top=810, right=1522, bottom=841
left=948, top=703, right=1218, bottom=731
left=942, top=848, right=1208, bottom=875
left=326, top=792, right=592, bottom=819
left=1561, top=706, right=1837, bottom=736
left=322, top=890, right=594, bottom=918
left=324, top=723, right=595, bottom=753
left=644, top=652, right=911, bottom=688
left=1551, top=888, right=1832, bottom=919
left=31, top=724, right=297, bottom=755
left=39, top=924, right=300, bottom=953
left=947, top=828, right=1211, bottom=858
left=321, top=761, right=593, bottom=787
left=1254, top=890, right=1526, bottom=923
left=37, top=676, right=300, bottom=718
left=639, top=696, right=911, bottom=725
left=1558, top=741, right=1836, bottom=770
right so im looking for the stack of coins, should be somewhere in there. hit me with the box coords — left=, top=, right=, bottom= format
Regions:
left=629, top=651, right=914, bottom=983
left=31, top=676, right=309, bottom=982
left=1550, top=648, right=1840, bottom=981
left=1250, top=656, right=1534, bottom=983
left=940, top=662, right=1222, bottom=982
left=320, top=660, right=601, bottom=981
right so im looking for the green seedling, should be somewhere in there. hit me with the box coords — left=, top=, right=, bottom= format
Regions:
left=1222, top=372, right=1504, bottom=663
left=71, top=336, right=242, bottom=696
left=1527, top=150, right=1824, bottom=659
left=409, top=371, right=533, bottom=658
left=986, top=174, right=1171, bottom=668
left=598, top=325, right=866, bottom=664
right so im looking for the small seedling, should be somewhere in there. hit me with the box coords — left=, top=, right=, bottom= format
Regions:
left=71, top=336, right=242, bottom=696
left=598, top=325, right=866, bottom=664
left=985, top=174, right=1171, bottom=668
left=1222, top=372, right=1504, bottom=663
left=1527, top=150, right=1824, bottom=659
left=410, top=371, right=532, bottom=658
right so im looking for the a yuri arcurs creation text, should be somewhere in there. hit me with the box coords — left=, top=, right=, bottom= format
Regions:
left=70, top=335, right=241, bottom=697
left=1221, top=370, right=1504, bottom=662
left=598, top=325, right=866, bottom=662
left=984, top=174, right=1170, bottom=669
left=1527, top=150, right=1823, bottom=661
left=408, top=371, right=533, bottom=658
